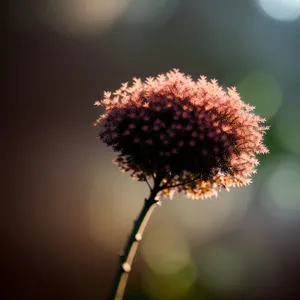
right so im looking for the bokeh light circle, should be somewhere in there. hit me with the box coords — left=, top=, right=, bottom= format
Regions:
left=172, top=187, right=253, bottom=243
left=198, top=244, right=246, bottom=291
left=260, top=157, right=300, bottom=220
left=238, top=72, right=282, bottom=119
left=141, top=226, right=191, bottom=275
left=256, top=0, right=300, bottom=21
left=39, top=0, right=131, bottom=37
left=88, top=148, right=152, bottom=251
left=122, top=0, right=179, bottom=28
left=276, top=107, right=300, bottom=155
left=142, top=261, right=197, bottom=300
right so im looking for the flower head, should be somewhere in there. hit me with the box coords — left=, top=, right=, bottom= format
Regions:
left=95, top=69, right=269, bottom=199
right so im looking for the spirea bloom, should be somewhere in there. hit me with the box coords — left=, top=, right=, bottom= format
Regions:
left=94, top=69, right=269, bottom=199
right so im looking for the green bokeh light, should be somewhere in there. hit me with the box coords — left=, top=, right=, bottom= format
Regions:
left=141, top=226, right=191, bottom=275
left=261, top=158, right=300, bottom=220
left=142, top=261, right=197, bottom=300
left=198, top=244, right=246, bottom=291
left=276, top=107, right=300, bottom=155
left=238, top=72, right=282, bottom=119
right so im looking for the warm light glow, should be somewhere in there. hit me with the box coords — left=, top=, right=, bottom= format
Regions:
left=88, top=150, right=151, bottom=251
left=172, top=187, right=253, bottom=242
left=256, top=0, right=300, bottom=21
left=40, top=0, right=131, bottom=37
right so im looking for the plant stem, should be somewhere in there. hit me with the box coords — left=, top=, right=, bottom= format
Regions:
left=110, top=187, right=161, bottom=300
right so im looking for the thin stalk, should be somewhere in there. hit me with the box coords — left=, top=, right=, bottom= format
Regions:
left=110, top=179, right=162, bottom=300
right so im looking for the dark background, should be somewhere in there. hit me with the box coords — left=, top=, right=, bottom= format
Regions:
left=5, top=0, right=300, bottom=299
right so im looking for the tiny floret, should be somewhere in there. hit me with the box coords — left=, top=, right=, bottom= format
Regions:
left=95, top=69, right=269, bottom=199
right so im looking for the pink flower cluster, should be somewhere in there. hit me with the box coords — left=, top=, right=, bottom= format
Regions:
left=94, top=69, right=269, bottom=199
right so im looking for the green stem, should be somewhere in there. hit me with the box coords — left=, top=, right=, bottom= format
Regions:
left=110, top=183, right=162, bottom=300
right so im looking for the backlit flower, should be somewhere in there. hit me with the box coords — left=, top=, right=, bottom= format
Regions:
left=95, top=69, right=269, bottom=199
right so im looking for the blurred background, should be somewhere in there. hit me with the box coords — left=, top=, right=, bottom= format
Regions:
left=4, top=0, right=300, bottom=299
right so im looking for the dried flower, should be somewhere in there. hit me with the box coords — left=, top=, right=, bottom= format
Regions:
left=95, top=69, right=269, bottom=199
